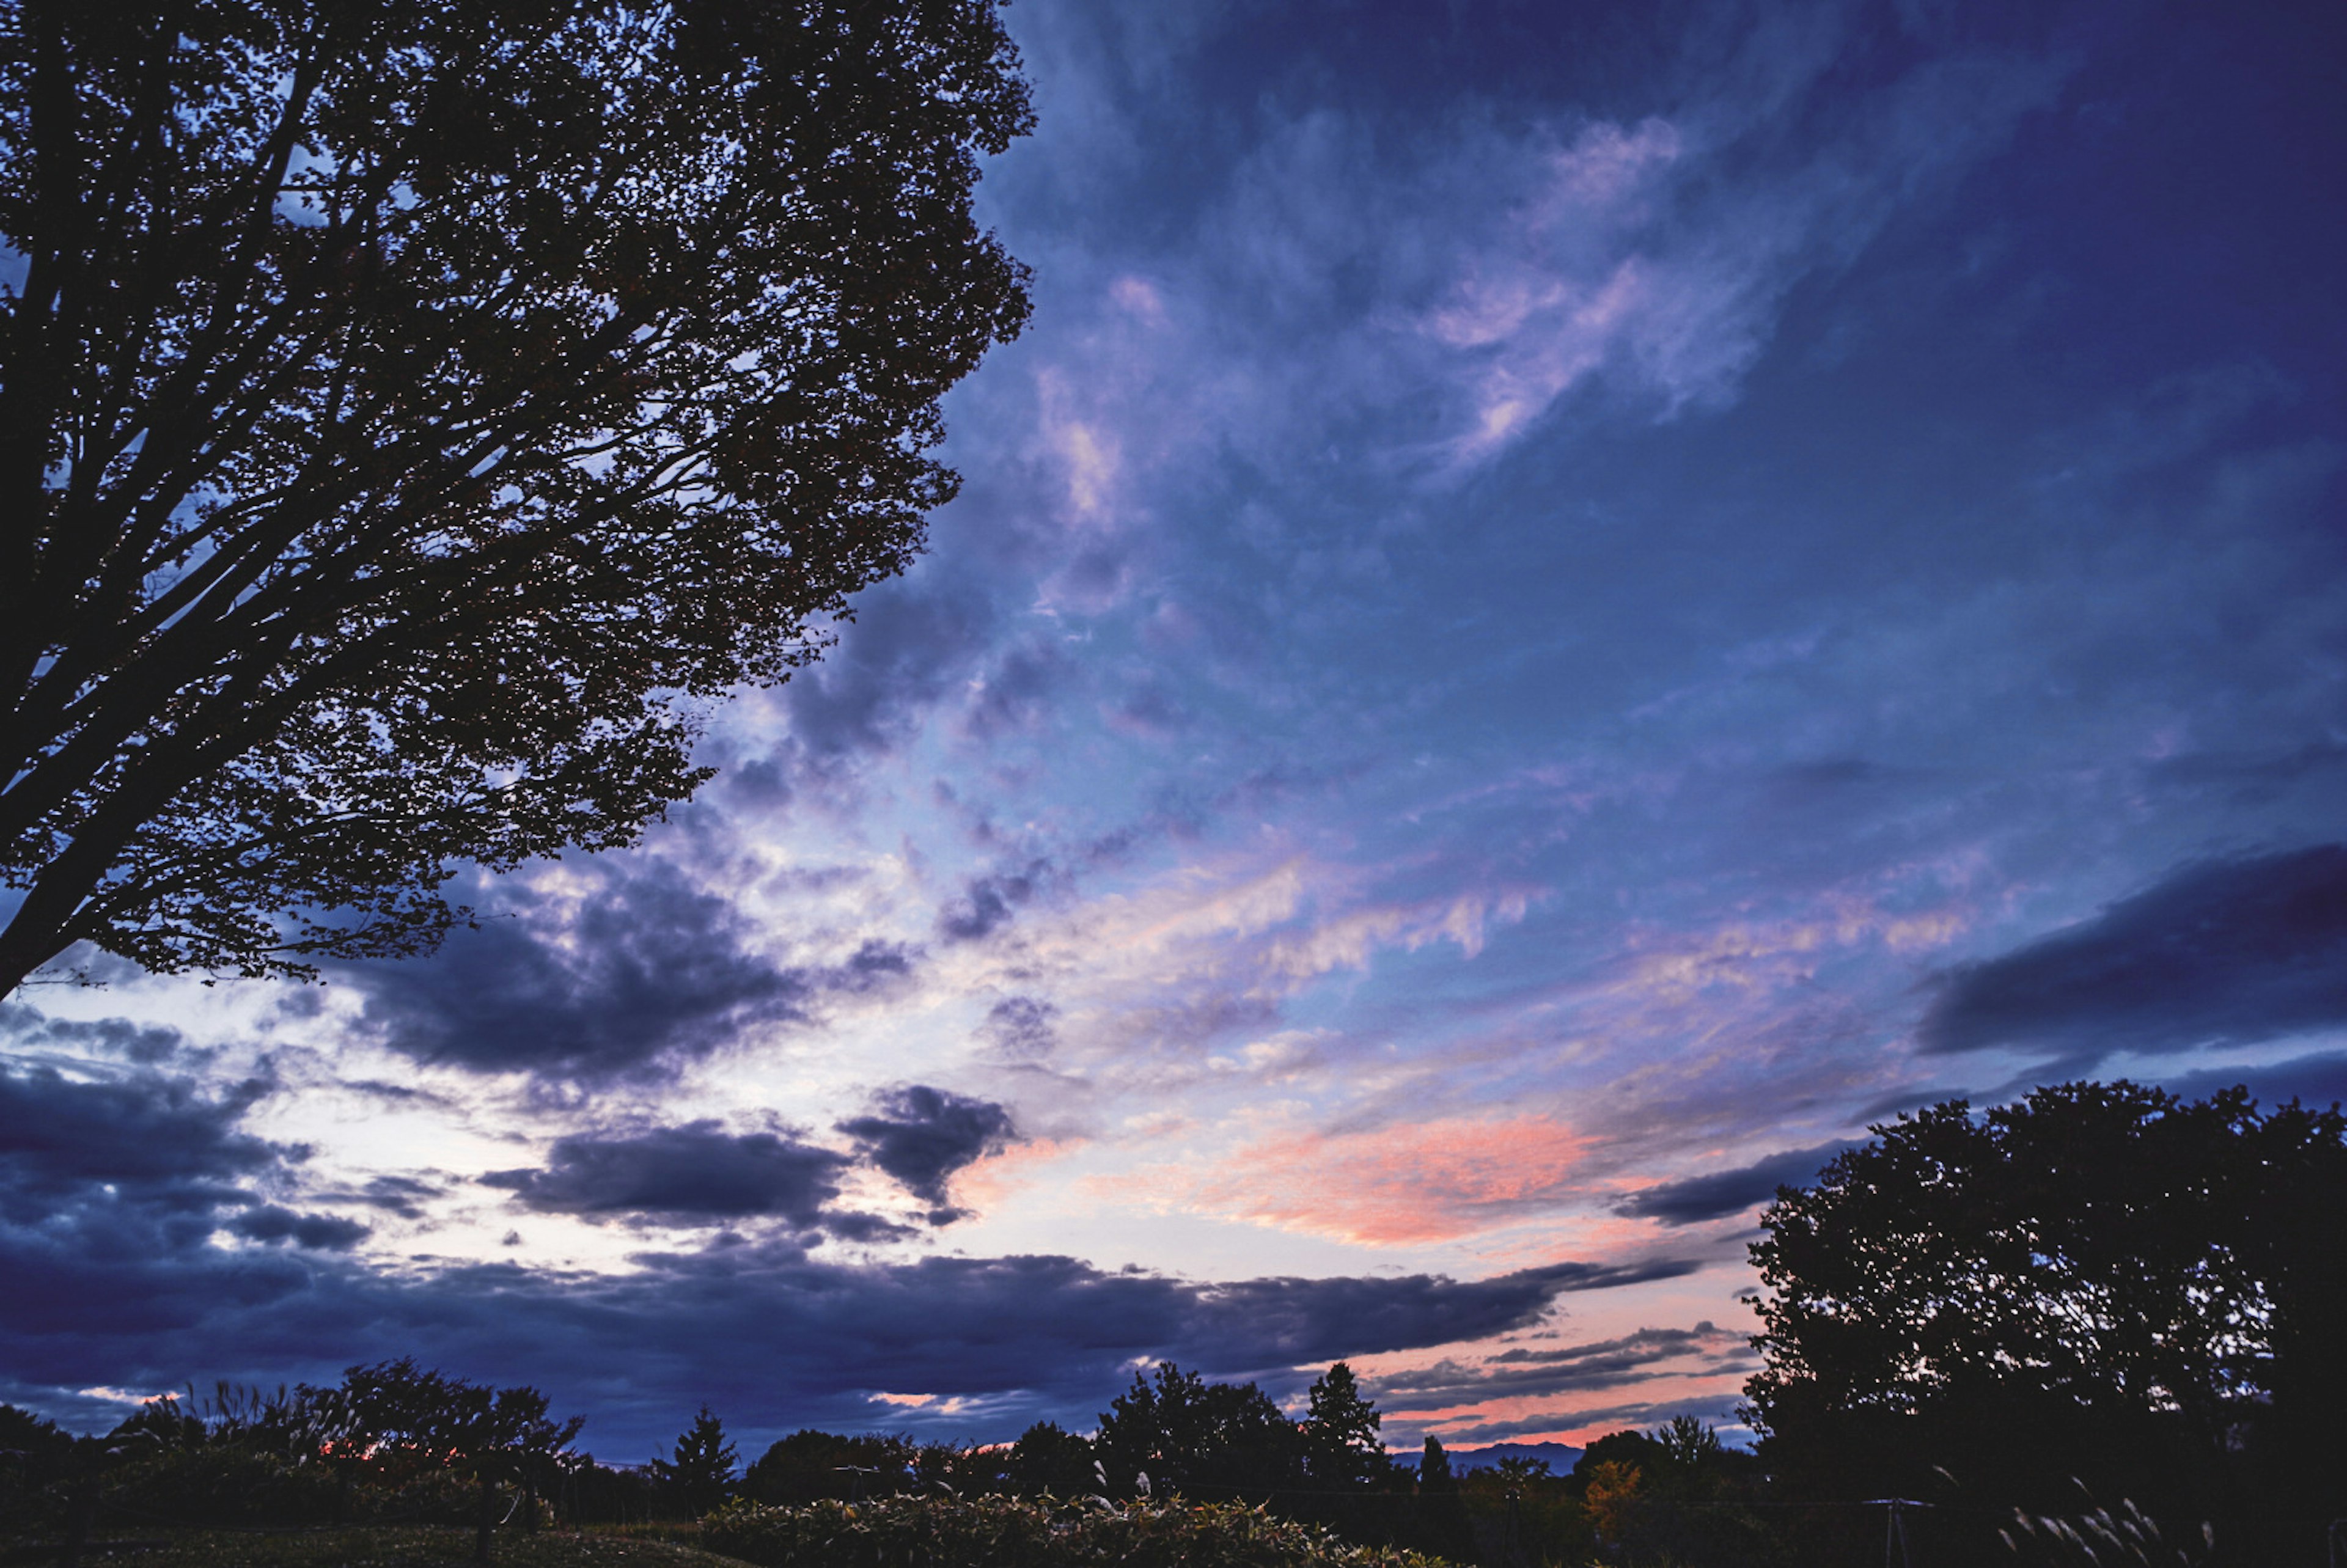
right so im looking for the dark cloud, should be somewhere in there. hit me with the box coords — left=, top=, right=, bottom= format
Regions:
left=784, top=585, right=994, bottom=761
left=828, top=940, right=919, bottom=995
left=1, top=1004, right=185, bottom=1064
left=224, top=1206, right=370, bottom=1251
left=962, top=639, right=1074, bottom=740
left=837, top=1086, right=1016, bottom=1215
left=320, top=1174, right=444, bottom=1220
left=339, top=860, right=903, bottom=1081
left=0, top=1214, right=1691, bottom=1454
left=0, top=1064, right=277, bottom=1211
left=0, top=1064, right=375, bottom=1298
left=2153, top=1050, right=2347, bottom=1113
left=1435, top=1398, right=1749, bottom=1446
left=938, top=861, right=1053, bottom=942
left=1612, top=1141, right=1847, bottom=1225
left=977, top=996, right=1060, bottom=1061
left=483, top=1124, right=851, bottom=1227
left=1919, top=846, right=2347, bottom=1057
left=1368, top=1322, right=1751, bottom=1408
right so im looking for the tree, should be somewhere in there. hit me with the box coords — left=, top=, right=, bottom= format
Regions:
left=1648, top=1415, right=1719, bottom=1470
left=1093, top=1363, right=1302, bottom=1500
left=0, top=0, right=1032, bottom=997
left=1413, top=1436, right=1474, bottom=1563
left=740, top=1429, right=913, bottom=1504
left=1003, top=1420, right=1096, bottom=1497
left=650, top=1405, right=737, bottom=1517
left=1299, top=1363, right=1386, bottom=1489
left=1744, top=1082, right=2347, bottom=1536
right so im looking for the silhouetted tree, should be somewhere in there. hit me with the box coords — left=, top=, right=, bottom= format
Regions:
left=1414, top=1437, right=1475, bottom=1563
left=650, top=1406, right=737, bottom=1518
left=0, top=1403, right=75, bottom=1519
left=740, top=1430, right=914, bottom=1504
left=1094, top=1363, right=1302, bottom=1500
left=0, top=0, right=1032, bottom=997
left=1300, top=1364, right=1386, bottom=1489
left=327, top=1360, right=579, bottom=1556
left=1746, top=1081, right=2347, bottom=1558
left=1004, top=1421, right=1097, bottom=1497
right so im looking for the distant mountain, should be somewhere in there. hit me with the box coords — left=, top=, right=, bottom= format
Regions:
left=1439, top=1441, right=1584, bottom=1474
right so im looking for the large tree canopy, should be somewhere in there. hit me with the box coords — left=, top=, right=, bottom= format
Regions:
left=1744, top=1081, right=2347, bottom=1547
left=0, top=0, right=1031, bottom=995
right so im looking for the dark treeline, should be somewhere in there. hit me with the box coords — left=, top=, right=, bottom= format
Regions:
left=0, top=1352, right=1744, bottom=1566
left=659, top=1362, right=1763, bottom=1567
left=0, top=1360, right=601, bottom=1563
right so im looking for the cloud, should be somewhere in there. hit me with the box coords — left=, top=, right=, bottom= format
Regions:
left=1370, top=1322, right=1751, bottom=1409
left=223, top=1206, right=370, bottom=1251
left=837, top=1086, right=1018, bottom=1215
left=483, top=1124, right=854, bottom=1228
left=0, top=1005, right=186, bottom=1064
left=1612, top=1141, right=1848, bottom=1225
left=938, top=860, right=1058, bottom=943
left=339, top=860, right=897, bottom=1080
left=2153, top=1050, right=2347, bottom=1114
left=0, top=1063, right=279, bottom=1212
left=1433, top=1396, right=1747, bottom=1446
left=0, top=1216, right=1687, bottom=1454
left=780, top=585, right=997, bottom=763
left=1171, top=1115, right=1593, bottom=1245
left=0, top=1064, right=367, bottom=1278
left=1919, top=845, right=2347, bottom=1057
left=977, top=996, right=1061, bottom=1061
left=316, top=1175, right=445, bottom=1220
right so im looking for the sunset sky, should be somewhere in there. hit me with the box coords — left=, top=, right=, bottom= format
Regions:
left=7, top=0, right=2347, bottom=1463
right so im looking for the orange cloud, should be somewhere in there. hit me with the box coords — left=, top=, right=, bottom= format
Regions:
left=1175, top=1114, right=1593, bottom=1245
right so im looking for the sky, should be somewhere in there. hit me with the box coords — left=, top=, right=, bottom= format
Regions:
left=6, top=0, right=2347, bottom=1465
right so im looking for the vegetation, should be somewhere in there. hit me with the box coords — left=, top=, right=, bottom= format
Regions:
left=8, top=1081, right=2340, bottom=1566
left=0, top=1526, right=745, bottom=1568
left=702, top=1495, right=1450, bottom=1568
left=0, top=0, right=1032, bottom=997
left=0, top=1361, right=584, bottom=1561
left=647, top=1410, right=737, bottom=1521
left=1747, top=1080, right=2347, bottom=1564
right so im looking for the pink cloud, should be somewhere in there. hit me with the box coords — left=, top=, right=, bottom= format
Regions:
left=1174, top=1113, right=1595, bottom=1245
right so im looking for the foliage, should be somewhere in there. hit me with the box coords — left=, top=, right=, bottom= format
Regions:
left=0, top=0, right=1032, bottom=996
left=1649, top=1415, right=1719, bottom=1470
left=1094, top=1363, right=1302, bottom=1500
left=702, top=1493, right=1457, bottom=1568
left=1579, top=1459, right=1642, bottom=1548
left=0, top=1363, right=581, bottom=1545
left=1555, top=1423, right=1772, bottom=1567
left=2002, top=1497, right=2217, bottom=1568
left=1298, top=1366, right=1384, bottom=1489
left=1745, top=1080, right=2347, bottom=1542
left=1002, top=1421, right=1098, bottom=1498
left=0, top=1524, right=751, bottom=1568
left=333, top=1358, right=583, bottom=1489
left=648, top=1407, right=736, bottom=1519
left=1409, top=1440, right=1472, bottom=1565
left=738, top=1429, right=916, bottom=1505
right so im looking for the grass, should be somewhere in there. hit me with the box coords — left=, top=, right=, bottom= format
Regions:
left=0, top=1526, right=751, bottom=1568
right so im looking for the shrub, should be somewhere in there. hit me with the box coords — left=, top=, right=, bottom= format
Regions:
left=702, top=1494, right=1457, bottom=1568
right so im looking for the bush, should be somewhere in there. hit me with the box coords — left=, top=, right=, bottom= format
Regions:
left=95, top=1448, right=344, bottom=1528
left=702, top=1495, right=1457, bottom=1568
